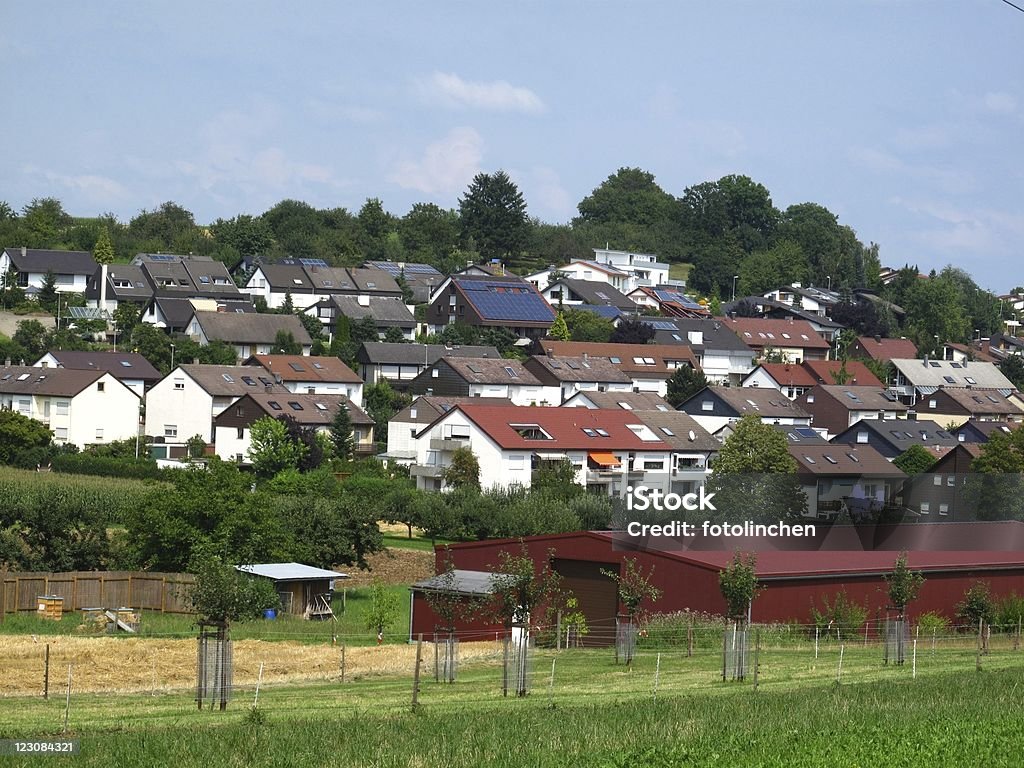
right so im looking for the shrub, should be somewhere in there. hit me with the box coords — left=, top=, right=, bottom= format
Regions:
left=51, top=453, right=163, bottom=480
left=810, top=590, right=868, bottom=639
left=994, top=593, right=1024, bottom=632
left=916, top=611, right=950, bottom=636
left=956, top=581, right=996, bottom=627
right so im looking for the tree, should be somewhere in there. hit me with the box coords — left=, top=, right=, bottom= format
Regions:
left=704, top=415, right=807, bottom=523
left=956, top=581, right=996, bottom=627
left=187, top=547, right=279, bottom=624
left=444, top=446, right=480, bottom=490
left=0, top=409, right=52, bottom=465
left=112, top=302, right=140, bottom=339
left=37, top=270, right=59, bottom=312
left=665, top=366, right=709, bottom=408
left=330, top=403, right=354, bottom=460
left=718, top=551, right=760, bottom=619
left=12, top=319, right=50, bottom=359
left=22, top=197, right=71, bottom=247
left=130, top=324, right=173, bottom=373
left=365, top=579, right=402, bottom=641
left=601, top=557, right=662, bottom=621
left=400, top=203, right=461, bottom=264
left=1000, top=355, right=1024, bottom=390
left=351, top=316, right=380, bottom=345
left=210, top=214, right=274, bottom=258
left=893, top=444, right=937, bottom=476
left=271, top=330, right=302, bottom=355
left=488, top=545, right=565, bottom=630
left=248, top=417, right=304, bottom=478
left=562, top=308, right=614, bottom=343
left=884, top=552, right=925, bottom=612
left=903, top=273, right=970, bottom=355
left=1, top=268, right=25, bottom=309
left=92, top=228, right=115, bottom=265
left=548, top=312, right=570, bottom=341
left=458, top=170, right=529, bottom=261
left=609, top=318, right=655, bottom=345
left=279, top=414, right=325, bottom=472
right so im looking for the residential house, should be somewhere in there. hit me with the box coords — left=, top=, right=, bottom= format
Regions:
left=849, top=336, right=918, bottom=364
left=144, top=364, right=290, bottom=444
left=141, top=296, right=256, bottom=332
left=244, top=259, right=403, bottom=311
left=407, top=357, right=555, bottom=406
left=425, top=275, right=556, bottom=338
left=901, top=444, right=983, bottom=521
left=677, top=386, right=813, bottom=437
left=120, top=253, right=241, bottom=306
left=723, top=302, right=844, bottom=345
left=186, top=311, right=312, bottom=360
left=639, top=317, right=754, bottom=385
left=743, top=361, right=883, bottom=400
left=0, top=247, right=96, bottom=296
left=763, top=283, right=840, bottom=317
left=541, top=278, right=637, bottom=312
left=408, top=403, right=673, bottom=495
left=788, top=444, right=906, bottom=520
left=889, top=358, right=1016, bottom=407
left=382, top=396, right=515, bottom=465
left=536, top=341, right=699, bottom=396
left=794, top=385, right=908, bottom=438
left=525, top=260, right=637, bottom=294
left=306, top=295, right=416, bottom=339
left=560, top=391, right=674, bottom=411
left=33, top=350, right=162, bottom=398
left=356, top=343, right=501, bottom=389
left=522, top=355, right=633, bottom=404
left=590, top=248, right=671, bottom=289
left=830, top=418, right=960, bottom=460
left=243, top=354, right=363, bottom=404
left=913, top=387, right=1024, bottom=427
left=362, top=261, right=444, bottom=304
left=213, top=392, right=374, bottom=463
left=940, top=342, right=1002, bottom=364
left=627, top=286, right=710, bottom=318
left=721, top=317, right=831, bottom=362
left=85, top=263, right=151, bottom=313
left=0, top=365, right=138, bottom=449
left=953, top=419, right=1021, bottom=445
left=627, top=410, right=720, bottom=496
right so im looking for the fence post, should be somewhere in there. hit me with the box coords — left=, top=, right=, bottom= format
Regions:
left=161, top=577, right=167, bottom=613
left=721, top=622, right=727, bottom=682
left=976, top=618, right=983, bottom=672
left=863, top=619, right=868, bottom=647
left=753, top=629, right=760, bottom=691
left=548, top=658, right=556, bottom=708
left=341, top=643, right=346, bottom=683
left=653, top=653, right=661, bottom=703
left=62, top=665, right=72, bottom=734
left=411, top=633, right=423, bottom=711
left=687, top=613, right=693, bottom=658
left=836, top=644, right=844, bottom=684
left=0, top=567, right=6, bottom=622
left=433, top=632, right=439, bottom=683
left=44, top=644, right=50, bottom=700
left=814, top=626, right=819, bottom=659
left=555, top=611, right=562, bottom=651
left=253, top=661, right=264, bottom=707
left=912, top=639, right=917, bottom=679
left=1016, top=616, right=1021, bottom=652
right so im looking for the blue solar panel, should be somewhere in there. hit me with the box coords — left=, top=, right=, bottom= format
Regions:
left=645, top=320, right=679, bottom=331
left=461, top=283, right=556, bottom=322
left=298, top=258, right=329, bottom=267
left=146, top=254, right=177, bottom=261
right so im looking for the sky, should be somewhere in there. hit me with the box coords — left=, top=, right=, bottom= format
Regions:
left=2, top=1, right=1022, bottom=289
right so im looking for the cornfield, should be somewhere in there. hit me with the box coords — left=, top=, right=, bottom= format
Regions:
left=0, top=466, right=161, bottom=524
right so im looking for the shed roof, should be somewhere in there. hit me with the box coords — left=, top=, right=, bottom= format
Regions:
left=411, top=569, right=512, bottom=596
left=236, top=563, right=349, bottom=581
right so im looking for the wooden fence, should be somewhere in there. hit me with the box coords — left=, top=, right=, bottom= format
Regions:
left=0, top=571, right=196, bottom=616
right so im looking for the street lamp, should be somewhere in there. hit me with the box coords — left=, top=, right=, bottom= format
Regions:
left=826, top=275, right=832, bottom=291
left=731, top=275, right=739, bottom=302
left=170, top=343, right=176, bottom=371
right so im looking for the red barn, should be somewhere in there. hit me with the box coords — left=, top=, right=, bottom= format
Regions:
left=409, top=524, right=1024, bottom=644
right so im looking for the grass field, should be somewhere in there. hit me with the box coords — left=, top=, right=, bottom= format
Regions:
left=669, top=262, right=692, bottom=284
left=2, top=634, right=1022, bottom=766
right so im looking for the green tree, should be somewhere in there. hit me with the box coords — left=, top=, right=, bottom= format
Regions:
left=704, top=415, right=807, bottom=523
left=1000, top=355, right=1024, bottom=390
left=609, top=318, right=656, bottom=345
left=549, top=311, right=570, bottom=341
left=365, top=579, right=402, bottom=641
left=902, top=272, right=970, bottom=355
left=601, top=557, right=662, bottom=620
left=248, top=416, right=304, bottom=478
left=187, top=547, right=279, bottom=624
left=351, top=315, right=381, bottom=345
left=0, top=409, right=52, bottom=464
left=271, top=330, right=302, bottom=355
left=718, top=551, right=761, bottom=619
left=884, top=552, right=925, bottom=612
left=488, top=545, right=565, bottom=630
left=330, top=403, right=354, bottom=460
left=444, top=446, right=480, bottom=490
left=956, top=581, right=995, bottom=627
left=1, top=268, right=25, bottom=309
left=112, top=302, right=140, bottom=339
left=893, top=444, right=937, bottom=475
left=37, top=270, right=59, bottom=312
left=12, top=319, right=51, bottom=359
left=562, top=308, right=614, bottom=343
left=210, top=214, right=274, bottom=258
left=400, top=203, right=461, bottom=264
left=665, top=366, right=709, bottom=408
left=22, top=197, right=71, bottom=247
left=92, top=228, right=115, bottom=265
left=458, top=170, right=529, bottom=262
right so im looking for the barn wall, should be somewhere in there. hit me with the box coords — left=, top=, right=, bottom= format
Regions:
left=409, top=592, right=506, bottom=642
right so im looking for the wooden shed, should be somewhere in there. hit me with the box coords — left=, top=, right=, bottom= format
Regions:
left=236, top=563, right=348, bottom=619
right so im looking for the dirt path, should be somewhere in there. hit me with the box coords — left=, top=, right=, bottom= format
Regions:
left=344, top=547, right=434, bottom=587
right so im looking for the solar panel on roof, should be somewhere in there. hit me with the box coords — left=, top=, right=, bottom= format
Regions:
left=794, top=428, right=818, bottom=438
left=146, top=254, right=176, bottom=261
left=298, top=258, right=329, bottom=267
left=646, top=320, right=679, bottom=331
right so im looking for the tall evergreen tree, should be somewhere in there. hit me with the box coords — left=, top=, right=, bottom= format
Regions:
left=458, top=170, right=529, bottom=261
left=330, top=403, right=354, bottom=460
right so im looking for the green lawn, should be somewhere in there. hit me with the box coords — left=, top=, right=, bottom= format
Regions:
left=0, top=584, right=411, bottom=646
left=2, top=642, right=1022, bottom=766
left=669, top=262, right=692, bottom=283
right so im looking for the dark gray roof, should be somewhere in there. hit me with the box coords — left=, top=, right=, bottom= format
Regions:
left=216, top=392, right=373, bottom=427
left=640, top=316, right=752, bottom=352
left=830, top=419, right=960, bottom=451
left=684, top=386, right=813, bottom=419
left=440, top=357, right=542, bottom=385
left=357, top=342, right=501, bottom=365
left=147, top=297, right=255, bottom=330
left=191, top=311, right=312, bottom=346
left=323, top=296, right=415, bottom=326
left=561, top=391, right=673, bottom=411
left=411, top=569, right=513, bottom=596
left=633, top=411, right=720, bottom=451
left=90, top=263, right=152, bottom=301
left=524, top=355, right=632, bottom=384
left=723, top=297, right=845, bottom=329
left=177, top=364, right=291, bottom=396
left=39, top=351, right=161, bottom=382
left=392, top=395, right=515, bottom=425
left=0, top=365, right=107, bottom=396
left=4, top=248, right=96, bottom=275
left=547, top=278, right=636, bottom=310
left=258, top=263, right=312, bottom=290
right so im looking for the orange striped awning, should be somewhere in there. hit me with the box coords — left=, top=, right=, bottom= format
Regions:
left=588, top=451, right=621, bottom=468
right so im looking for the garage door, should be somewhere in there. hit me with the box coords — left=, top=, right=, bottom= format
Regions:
left=553, top=559, right=619, bottom=647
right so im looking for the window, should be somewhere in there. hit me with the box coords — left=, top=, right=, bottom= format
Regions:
left=947, top=475, right=956, bottom=487
left=933, top=475, right=942, bottom=486
left=164, top=425, right=178, bottom=438
left=55, top=400, right=69, bottom=416
left=504, top=366, right=519, bottom=378
left=643, top=460, right=665, bottom=471
left=582, top=428, right=597, bottom=437
left=54, top=427, right=68, bottom=441
left=928, top=399, right=937, bottom=409
left=97, top=382, right=105, bottom=392
left=609, top=357, right=621, bottom=364
left=315, top=402, right=328, bottom=411
left=288, top=401, right=303, bottom=411
left=920, top=502, right=931, bottom=514
left=595, top=428, right=609, bottom=437
left=241, top=376, right=256, bottom=386
left=268, top=401, right=282, bottom=411
left=701, top=400, right=713, bottom=411
left=237, top=427, right=245, bottom=439
left=120, top=360, right=133, bottom=368
left=965, top=377, right=977, bottom=385
left=199, top=276, right=210, bottom=284
left=222, top=373, right=234, bottom=383
left=938, top=504, right=949, bottom=515
left=856, top=432, right=868, bottom=444
left=660, top=427, right=675, bottom=436
left=509, top=455, right=526, bottom=471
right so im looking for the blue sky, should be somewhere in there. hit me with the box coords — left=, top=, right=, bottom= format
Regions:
left=2, top=2, right=1022, bottom=288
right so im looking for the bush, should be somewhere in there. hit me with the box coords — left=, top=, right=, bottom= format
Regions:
left=956, top=581, right=996, bottom=627
left=916, top=611, right=950, bottom=636
left=994, top=593, right=1024, bottom=632
left=51, top=453, right=164, bottom=480
left=810, top=590, right=868, bottom=640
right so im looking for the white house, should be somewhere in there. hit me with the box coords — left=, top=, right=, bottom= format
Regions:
left=522, top=355, right=634, bottom=404
left=382, top=395, right=515, bottom=465
left=144, top=364, right=290, bottom=445
left=408, top=402, right=675, bottom=496
left=407, top=357, right=559, bottom=406
left=525, top=260, right=639, bottom=294
left=591, top=248, right=671, bottom=288
left=242, top=354, right=364, bottom=405
left=0, top=247, right=97, bottom=296
left=34, top=350, right=162, bottom=399
left=0, top=366, right=138, bottom=449
left=187, top=311, right=312, bottom=360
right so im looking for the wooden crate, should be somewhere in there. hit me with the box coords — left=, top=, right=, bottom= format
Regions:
left=37, top=595, right=64, bottom=621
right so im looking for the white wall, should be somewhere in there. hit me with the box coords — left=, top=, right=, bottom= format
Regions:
left=144, top=370, right=216, bottom=443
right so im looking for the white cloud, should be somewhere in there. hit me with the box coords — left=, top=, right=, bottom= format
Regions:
left=21, top=165, right=128, bottom=204
left=418, top=72, right=544, bottom=114
left=983, top=91, right=1017, bottom=115
left=388, top=127, right=484, bottom=196
left=892, top=196, right=1024, bottom=257
left=525, top=166, right=572, bottom=220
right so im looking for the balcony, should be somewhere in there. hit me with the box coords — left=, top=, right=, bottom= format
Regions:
left=429, top=437, right=468, bottom=452
left=410, top=464, right=445, bottom=479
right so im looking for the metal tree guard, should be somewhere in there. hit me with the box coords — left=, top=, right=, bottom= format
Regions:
left=196, top=621, right=232, bottom=710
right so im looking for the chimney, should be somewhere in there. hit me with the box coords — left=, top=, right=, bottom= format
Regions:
left=923, top=354, right=929, bottom=367
left=265, top=384, right=273, bottom=393
left=687, top=330, right=703, bottom=346
left=21, top=246, right=26, bottom=259
left=357, top=294, right=370, bottom=307
left=874, top=335, right=881, bottom=344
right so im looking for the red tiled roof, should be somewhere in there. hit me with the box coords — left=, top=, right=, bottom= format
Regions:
left=801, top=360, right=883, bottom=387
left=446, top=403, right=671, bottom=451
left=756, top=363, right=817, bottom=387
left=722, top=318, right=831, bottom=349
left=855, top=336, right=918, bottom=361
left=537, top=341, right=698, bottom=378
